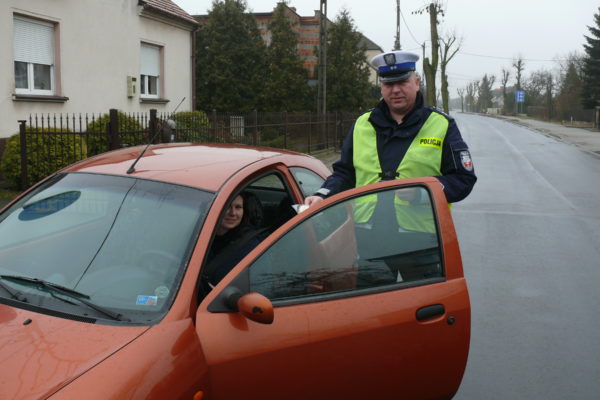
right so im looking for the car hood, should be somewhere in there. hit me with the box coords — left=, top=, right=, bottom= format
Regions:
left=0, top=304, right=149, bottom=399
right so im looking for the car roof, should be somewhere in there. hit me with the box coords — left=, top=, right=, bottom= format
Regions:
left=64, top=143, right=324, bottom=192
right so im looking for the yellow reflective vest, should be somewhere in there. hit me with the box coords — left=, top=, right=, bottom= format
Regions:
left=352, top=110, right=450, bottom=232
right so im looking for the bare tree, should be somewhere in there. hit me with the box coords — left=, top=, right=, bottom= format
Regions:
left=513, top=56, right=525, bottom=91
left=501, top=68, right=510, bottom=114
left=555, top=52, right=584, bottom=118
left=439, top=32, right=461, bottom=113
left=546, top=74, right=554, bottom=120
left=456, top=87, right=465, bottom=112
left=512, top=56, right=525, bottom=113
left=477, top=74, right=496, bottom=112
left=465, top=81, right=478, bottom=112
left=525, top=69, right=555, bottom=119
left=414, top=2, right=444, bottom=107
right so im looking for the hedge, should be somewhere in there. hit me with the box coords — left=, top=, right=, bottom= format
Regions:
left=1, top=128, right=87, bottom=189
left=169, top=111, right=210, bottom=142
left=85, top=111, right=143, bottom=156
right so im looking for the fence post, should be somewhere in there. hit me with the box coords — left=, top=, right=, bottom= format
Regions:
left=108, top=109, right=120, bottom=150
left=325, top=113, right=328, bottom=150
left=333, top=111, right=341, bottom=149
left=284, top=111, right=288, bottom=150
left=253, top=110, right=258, bottom=146
left=308, top=112, right=312, bottom=154
left=149, top=109, right=158, bottom=143
left=211, top=109, right=217, bottom=141
left=18, top=120, right=28, bottom=189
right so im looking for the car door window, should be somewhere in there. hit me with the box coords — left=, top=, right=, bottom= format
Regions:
left=289, top=167, right=325, bottom=198
left=248, top=185, right=443, bottom=302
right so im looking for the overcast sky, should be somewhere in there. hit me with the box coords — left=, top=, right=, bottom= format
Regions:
left=173, top=0, right=598, bottom=95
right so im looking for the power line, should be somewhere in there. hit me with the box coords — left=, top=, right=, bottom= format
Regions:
left=458, top=51, right=571, bottom=62
left=400, top=10, right=421, bottom=46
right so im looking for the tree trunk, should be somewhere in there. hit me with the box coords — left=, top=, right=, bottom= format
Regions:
left=425, top=3, right=440, bottom=107
left=424, top=57, right=436, bottom=107
left=441, top=73, right=449, bottom=113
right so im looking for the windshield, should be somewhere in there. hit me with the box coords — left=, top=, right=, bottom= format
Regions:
left=0, top=173, right=212, bottom=324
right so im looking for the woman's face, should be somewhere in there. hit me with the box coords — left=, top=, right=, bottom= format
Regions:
left=219, top=195, right=244, bottom=234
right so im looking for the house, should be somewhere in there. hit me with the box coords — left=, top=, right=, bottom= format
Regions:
left=0, top=0, right=198, bottom=138
left=195, top=3, right=383, bottom=86
left=359, top=35, right=384, bottom=85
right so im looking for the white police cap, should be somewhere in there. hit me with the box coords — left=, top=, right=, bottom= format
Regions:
left=371, top=51, right=419, bottom=82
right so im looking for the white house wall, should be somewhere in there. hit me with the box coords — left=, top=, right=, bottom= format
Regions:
left=1, top=0, right=195, bottom=138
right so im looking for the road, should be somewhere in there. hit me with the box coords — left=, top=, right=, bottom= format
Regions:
left=451, top=113, right=600, bottom=399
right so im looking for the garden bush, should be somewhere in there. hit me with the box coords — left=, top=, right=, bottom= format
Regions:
left=1, top=128, right=86, bottom=189
left=85, top=111, right=144, bottom=156
left=168, top=111, right=210, bottom=142
left=259, top=127, right=285, bottom=149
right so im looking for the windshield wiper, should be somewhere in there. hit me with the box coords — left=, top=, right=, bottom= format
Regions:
left=0, top=279, right=28, bottom=303
left=0, top=275, right=127, bottom=322
left=1, top=275, right=90, bottom=298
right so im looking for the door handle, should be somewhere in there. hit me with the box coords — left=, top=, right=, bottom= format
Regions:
left=416, top=304, right=445, bottom=321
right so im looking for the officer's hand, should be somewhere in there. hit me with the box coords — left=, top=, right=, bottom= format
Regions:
left=304, top=196, right=324, bottom=207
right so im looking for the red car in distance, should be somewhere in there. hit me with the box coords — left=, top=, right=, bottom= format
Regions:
left=0, top=143, right=470, bottom=399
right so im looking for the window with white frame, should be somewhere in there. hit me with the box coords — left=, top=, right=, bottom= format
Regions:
left=13, top=16, right=56, bottom=95
left=140, top=43, right=161, bottom=98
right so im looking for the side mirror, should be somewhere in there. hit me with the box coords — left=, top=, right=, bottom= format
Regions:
left=237, top=292, right=274, bottom=324
left=223, top=288, right=274, bottom=324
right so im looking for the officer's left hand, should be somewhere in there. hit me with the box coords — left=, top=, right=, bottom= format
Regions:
left=304, top=196, right=324, bottom=207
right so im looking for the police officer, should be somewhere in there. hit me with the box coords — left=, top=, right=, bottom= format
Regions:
left=304, top=50, right=476, bottom=210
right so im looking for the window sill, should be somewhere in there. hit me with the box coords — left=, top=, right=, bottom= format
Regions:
left=140, top=98, right=170, bottom=104
left=13, top=94, right=69, bottom=103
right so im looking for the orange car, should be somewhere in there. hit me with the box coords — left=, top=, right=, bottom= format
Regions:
left=0, top=143, right=470, bottom=399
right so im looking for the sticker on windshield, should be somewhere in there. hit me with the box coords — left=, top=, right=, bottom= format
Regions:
left=136, top=295, right=158, bottom=306
left=154, top=286, right=170, bottom=299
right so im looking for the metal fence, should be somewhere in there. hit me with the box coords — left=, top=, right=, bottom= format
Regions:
left=13, top=109, right=359, bottom=189
left=527, top=106, right=596, bottom=125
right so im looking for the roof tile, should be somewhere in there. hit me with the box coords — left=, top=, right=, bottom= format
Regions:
left=141, top=0, right=198, bottom=26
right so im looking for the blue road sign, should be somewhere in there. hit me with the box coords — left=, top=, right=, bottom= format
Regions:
left=515, top=90, right=525, bottom=103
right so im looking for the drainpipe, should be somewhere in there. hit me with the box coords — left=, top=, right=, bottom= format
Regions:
left=191, top=26, right=199, bottom=111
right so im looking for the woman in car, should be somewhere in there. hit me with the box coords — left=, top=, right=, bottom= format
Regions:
left=203, top=192, right=266, bottom=289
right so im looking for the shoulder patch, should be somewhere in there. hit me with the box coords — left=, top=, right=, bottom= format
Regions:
left=459, top=150, right=474, bottom=172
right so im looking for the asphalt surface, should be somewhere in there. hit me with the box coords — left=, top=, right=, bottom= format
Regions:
left=491, top=115, right=600, bottom=157
left=449, top=113, right=600, bottom=399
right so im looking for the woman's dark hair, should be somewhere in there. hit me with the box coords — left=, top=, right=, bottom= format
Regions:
left=226, top=191, right=264, bottom=237
left=240, top=191, right=264, bottom=227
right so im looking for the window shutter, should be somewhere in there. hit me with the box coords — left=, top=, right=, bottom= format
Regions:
left=140, top=44, right=160, bottom=76
left=14, top=16, right=54, bottom=65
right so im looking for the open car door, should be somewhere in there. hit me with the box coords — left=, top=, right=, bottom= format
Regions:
left=195, top=177, right=470, bottom=400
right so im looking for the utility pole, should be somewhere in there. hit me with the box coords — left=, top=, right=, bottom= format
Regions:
left=393, top=0, right=401, bottom=50
left=317, top=0, right=327, bottom=114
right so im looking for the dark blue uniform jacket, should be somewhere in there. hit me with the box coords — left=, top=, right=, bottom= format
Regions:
left=319, top=93, right=477, bottom=203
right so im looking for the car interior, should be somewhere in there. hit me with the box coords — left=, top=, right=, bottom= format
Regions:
left=241, top=173, right=297, bottom=233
